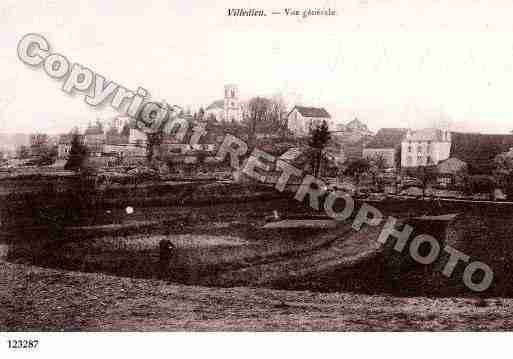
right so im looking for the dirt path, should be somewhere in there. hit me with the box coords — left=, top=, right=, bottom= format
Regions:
left=1, top=260, right=512, bottom=331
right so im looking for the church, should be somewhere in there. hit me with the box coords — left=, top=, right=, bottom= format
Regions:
left=205, top=84, right=244, bottom=122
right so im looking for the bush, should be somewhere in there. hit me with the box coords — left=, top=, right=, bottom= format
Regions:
left=65, top=134, right=88, bottom=171
left=463, top=175, right=496, bottom=195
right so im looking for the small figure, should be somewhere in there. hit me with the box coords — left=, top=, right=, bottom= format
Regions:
left=158, top=239, right=176, bottom=279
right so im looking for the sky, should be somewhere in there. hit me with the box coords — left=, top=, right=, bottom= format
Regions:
left=2, top=0, right=513, bottom=134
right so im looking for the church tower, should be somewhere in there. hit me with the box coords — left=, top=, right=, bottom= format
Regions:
left=223, top=84, right=241, bottom=122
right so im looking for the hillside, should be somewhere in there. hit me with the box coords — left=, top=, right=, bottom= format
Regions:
left=1, top=259, right=511, bottom=331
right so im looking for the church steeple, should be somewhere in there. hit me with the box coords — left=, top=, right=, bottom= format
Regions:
left=223, top=84, right=241, bottom=122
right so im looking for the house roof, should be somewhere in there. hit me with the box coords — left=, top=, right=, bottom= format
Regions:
left=346, top=118, right=369, bottom=132
left=406, top=128, right=449, bottom=142
left=365, top=128, right=408, bottom=149
left=255, top=119, right=286, bottom=134
left=279, top=147, right=304, bottom=162
left=450, top=132, right=513, bottom=174
left=290, top=106, right=331, bottom=118
left=58, top=134, right=84, bottom=144
left=58, top=134, right=72, bottom=144
left=84, top=126, right=104, bottom=136
left=206, top=100, right=224, bottom=110
left=278, top=146, right=317, bottom=169
left=436, top=157, right=468, bottom=174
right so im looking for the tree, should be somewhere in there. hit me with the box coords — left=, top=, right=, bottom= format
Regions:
left=65, top=134, right=88, bottom=171
left=418, top=166, right=430, bottom=199
left=137, top=102, right=172, bottom=164
left=16, top=145, right=30, bottom=159
left=244, top=96, right=289, bottom=145
left=463, top=175, right=496, bottom=198
left=344, top=158, right=371, bottom=186
left=268, top=94, right=288, bottom=136
left=35, top=144, right=58, bottom=166
left=494, top=150, right=513, bottom=175
left=207, top=113, right=217, bottom=123
left=198, top=107, right=205, bottom=121
left=308, top=120, right=331, bottom=177
left=368, top=153, right=388, bottom=189
left=369, top=153, right=387, bottom=171
left=494, top=150, right=513, bottom=198
left=146, top=132, right=164, bottom=163
left=245, top=97, right=272, bottom=146
left=120, top=123, right=131, bottom=144
left=95, top=118, right=103, bottom=133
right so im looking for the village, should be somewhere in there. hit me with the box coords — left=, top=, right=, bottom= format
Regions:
left=6, top=0, right=513, bottom=337
left=1, top=83, right=513, bottom=202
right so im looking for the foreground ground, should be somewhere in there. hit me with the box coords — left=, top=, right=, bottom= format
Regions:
left=1, top=260, right=512, bottom=331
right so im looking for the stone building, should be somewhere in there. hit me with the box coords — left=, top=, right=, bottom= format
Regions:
left=205, top=84, right=244, bottom=122
left=84, top=121, right=106, bottom=156
left=345, top=118, right=372, bottom=136
left=401, top=128, right=452, bottom=168
left=363, top=128, right=408, bottom=168
left=29, top=133, right=49, bottom=157
left=286, top=106, right=332, bottom=137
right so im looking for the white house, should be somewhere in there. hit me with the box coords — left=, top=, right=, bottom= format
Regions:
left=57, top=134, right=72, bottom=159
left=401, top=128, right=452, bottom=167
left=287, top=106, right=332, bottom=137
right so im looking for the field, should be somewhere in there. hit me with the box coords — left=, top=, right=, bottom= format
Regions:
left=3, top=179, right=513, bottom=330
left=1, top=259, right=513, bottom=331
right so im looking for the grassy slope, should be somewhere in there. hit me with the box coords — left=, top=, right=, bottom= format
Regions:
left=1, top=260, right=512, bottom=331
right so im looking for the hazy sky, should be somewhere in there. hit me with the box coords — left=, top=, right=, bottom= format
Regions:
left=3, top=0, right=513, bottom=134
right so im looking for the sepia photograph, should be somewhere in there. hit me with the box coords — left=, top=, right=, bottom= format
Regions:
left=1, top=0, right=513, bottom=355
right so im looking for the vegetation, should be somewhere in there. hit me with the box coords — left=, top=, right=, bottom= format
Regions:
left=493, top=151, right=513, bottom=198
left=35, top=145, right=58, bottom=166
left=137, top=102, right=171, bottom=163
left=16, top=145, right=30, bottom=159
left=494, top=150, right=513, bottom=175
left=308, top=120, right=331, bottom=177
left=344, top=158, right=371, bottom=186
left=64, top=133, right=88, bottom=171
left=245, top=95, right=288, bottom=147
left=417, top=166, right=434, bottom=199
left=194, top=107, right=205, bottom=122
left=463, top=175, right=496, bottom=196
left=367, top=153, right=388, bottom=189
